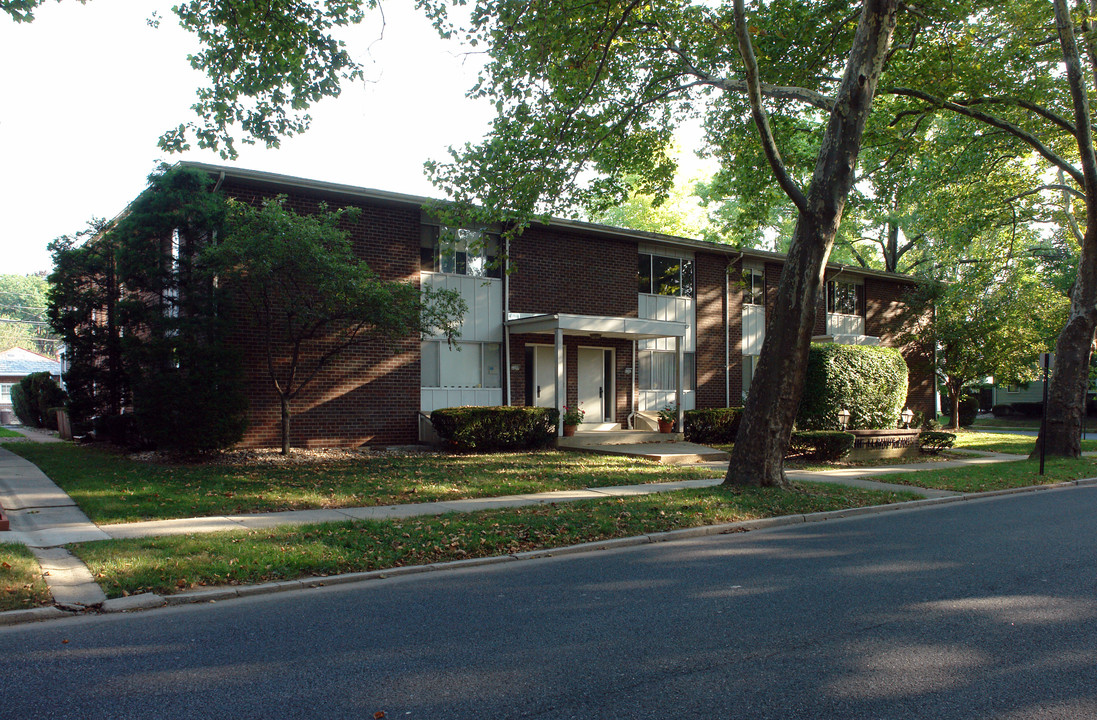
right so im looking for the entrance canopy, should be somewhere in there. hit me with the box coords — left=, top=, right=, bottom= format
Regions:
left=506, top=312, right=686, bottom=340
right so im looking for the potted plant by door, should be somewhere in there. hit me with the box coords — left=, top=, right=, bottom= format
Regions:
left=657, top=404, right=677, bottom=433
left=561, top=404, right=585, bottom=436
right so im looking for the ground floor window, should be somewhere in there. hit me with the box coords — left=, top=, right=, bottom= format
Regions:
left=0, top=383, right=12, bottom=405
left=742, top=355, right=759, bottom=400
left=638, top=351, right=694, bottom=392
left=421, top=342, right=502, bottom=388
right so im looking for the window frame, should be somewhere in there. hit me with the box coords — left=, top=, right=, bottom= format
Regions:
left=638, top=252, right=695, bottom=298
left=420, top=225, right=502, bottom=279
left=827, top=280, right=863, bottom=317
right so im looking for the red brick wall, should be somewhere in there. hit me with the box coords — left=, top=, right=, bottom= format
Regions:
left=727, top=260, right=745, bottom=404
left=695, top=252, right=728, bottom=408
left=509, top=226, right=637, bottom=317
left=219, top=180, right=422, bottom=448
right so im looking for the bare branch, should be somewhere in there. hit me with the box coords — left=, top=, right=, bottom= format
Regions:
left=732, top=0, right=808, bottom=212
left=885, top=85, right=1085, bottom=186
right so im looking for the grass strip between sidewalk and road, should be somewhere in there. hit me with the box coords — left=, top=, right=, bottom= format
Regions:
left=0, top=428, right=24, bottom=438
left=0, top=545, right=51, bottom=611
left=868, top=456, right=1097, bottom=493
left=1, top=443, right=719, bottom=525
left=71, top=481, right=920, bottom=599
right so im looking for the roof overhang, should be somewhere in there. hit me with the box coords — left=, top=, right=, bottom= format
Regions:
left=506, top=313, right=687, bottom=340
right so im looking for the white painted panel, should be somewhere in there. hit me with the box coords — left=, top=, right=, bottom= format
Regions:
left=534, top=345, right=558, bottom=409
left=638, top=389, right=695, bottom=412
left=638, top=294, right=694, bottom=352
left=421, top=272, right=503, bottom=342
left=420, top=388, right=503, bottom=413
left=826, top=313, right=865, bottom=336
left=742, top=304, right=765, bottom=355
left=578, top=348, right=607, bottom=422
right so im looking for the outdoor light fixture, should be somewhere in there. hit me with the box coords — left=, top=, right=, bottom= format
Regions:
left=624, top=367, right=632, bottom=375
left=901, top=408, right=914, bottom=428
left=837, top=408, right=851, bottom=429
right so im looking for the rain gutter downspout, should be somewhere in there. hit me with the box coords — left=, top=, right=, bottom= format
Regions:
left=504, top=235, right=512, bottom=406
left=212, top=171, right=225, bottom=194
left=727, top=251, right=743, bottom=407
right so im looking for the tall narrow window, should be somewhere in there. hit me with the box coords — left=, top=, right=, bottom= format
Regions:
left=827, top=280, right=862, bottom=316
left=743, top=269, right=764, bottom=305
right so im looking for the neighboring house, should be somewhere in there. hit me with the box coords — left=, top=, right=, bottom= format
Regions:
left=0, top=347, right=62, bottom=424
left=109, top=162, right=935, bottom=448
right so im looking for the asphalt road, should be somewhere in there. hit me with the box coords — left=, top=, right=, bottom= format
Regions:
left=2, top=487, right=1096, bottom=719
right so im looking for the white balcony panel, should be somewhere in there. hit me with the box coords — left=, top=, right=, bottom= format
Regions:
left=421, top=272, right=503, bottom=342
left=742, top=304, right=765, bottom=355
left=826, top=313, right=865, bottom=337
left=638, top=389, right=695, bottom=412
left=638, top=294, right=695, bottom=352
left=420, top=388, right=503, bottom=414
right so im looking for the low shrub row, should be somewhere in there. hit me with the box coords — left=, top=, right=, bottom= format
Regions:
left=919, top=431, right=956, bottom=454
left=683, top=407, right=743, bottom=444
left=430, top=406, right=558, bottom=451
left=788, top=431, right=855, bottom=461
left=992, top=402, right=1044, bottom=418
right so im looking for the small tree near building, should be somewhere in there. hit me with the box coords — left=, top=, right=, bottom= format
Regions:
left=208, top=197, right=466, bottom=454
left=899, top=263, right=1066, bottom=431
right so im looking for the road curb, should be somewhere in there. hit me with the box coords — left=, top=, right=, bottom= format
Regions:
left=3, top=478, right=1096, bottom=625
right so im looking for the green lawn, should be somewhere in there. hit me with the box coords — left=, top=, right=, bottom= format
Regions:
left=869, top=456, right=1097, bottom=493
left=0, top=428, right=24, bottom=438
left=71, top=481, right=920, bottom=598
left=2, top=443, right=720, bottom=525
left=0, top=545, right=51, bottom=611
left=969, top=417, right=1042, bottom=429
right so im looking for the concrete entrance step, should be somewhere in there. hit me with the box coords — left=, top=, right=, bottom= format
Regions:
left=557, top=430, right=683, bottom=447
left=560, top=439, right=728, bottom=464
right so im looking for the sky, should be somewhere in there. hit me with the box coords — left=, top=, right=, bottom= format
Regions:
left=0, top=0, right=501, bottom=275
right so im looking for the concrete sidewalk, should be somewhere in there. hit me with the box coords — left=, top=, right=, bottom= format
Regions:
left=0, top=444, right=1023, bottom=548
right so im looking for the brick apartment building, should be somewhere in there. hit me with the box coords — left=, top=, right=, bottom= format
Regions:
left=167, top=162, right=934, bottom=448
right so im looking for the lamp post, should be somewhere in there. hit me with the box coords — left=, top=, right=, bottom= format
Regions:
left=901, top=408, right=914, bottom=429
left=837, top=408, right=851, bottom=430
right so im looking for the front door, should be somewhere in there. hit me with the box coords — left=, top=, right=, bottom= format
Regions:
left=532, top=345, right=559, bottom=409
left=578, top=347, right=611, bottom=422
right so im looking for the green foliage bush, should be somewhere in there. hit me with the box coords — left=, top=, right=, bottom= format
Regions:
left=431, top=406, right=558, bottom=451
left=11, top=372, right=66, bottom=429
left=919, top=431, right=956, bottom=454
left=958, top=396, right=979, bottom=427
left=683, top=407, right=743, bottom=444
left=991, top=404, right=1014, bottom=418
left=787, top=431, right=855, bottom=462
left=796, top=344, right=909, bottom=430
left=131, top=345, right=248, bottom=453
left=1011, top=401, right=1044, bottom=418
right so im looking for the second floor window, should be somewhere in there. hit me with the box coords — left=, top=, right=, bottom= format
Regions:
left=827, top=280, right=862, bottom=316
left=639, top=253, right=694, bottom=297
left=743, top=269, right=764, bottom=305
left=420, top=226, right=501, bottom=278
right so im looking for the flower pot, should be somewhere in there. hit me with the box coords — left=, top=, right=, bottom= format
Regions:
left=658, top=419, right=674, bottom=433
left=563, top=424, right=577, bottom=437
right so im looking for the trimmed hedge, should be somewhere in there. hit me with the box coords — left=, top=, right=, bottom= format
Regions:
left=796, top=344, right=908, bottom=430
left=991, top=404, right=1014, bottom=418
left=11, top=372, right=66, bottom=430
left=788, top=431, right=855, bottom=462
left=1011, top=401, right=1044, bottom=418
left=958, top=396, right=979, bottom=427
left=430, top=406, right=558, bottom=452
left=684, top=407, right=743, bottom=444
left=919, top=431, right=956, bottom=454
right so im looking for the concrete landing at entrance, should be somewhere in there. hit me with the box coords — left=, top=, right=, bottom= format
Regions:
left=560, top=440, right=729, bottom=464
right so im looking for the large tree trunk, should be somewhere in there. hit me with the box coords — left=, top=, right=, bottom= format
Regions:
left=726, top=0, right=900, bottom=487
left=1036, top=0, right=1097, bottom=459
left=1033, top=230, right=1097, bottom=458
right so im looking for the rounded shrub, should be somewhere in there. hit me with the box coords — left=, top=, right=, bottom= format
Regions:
left=11, top=372, right=66, bottom=429
left=958, top=396, right=979, bottom=427
left=796, top=344, right=908, bottom=430
left=430, top=406, right=558, bottom=451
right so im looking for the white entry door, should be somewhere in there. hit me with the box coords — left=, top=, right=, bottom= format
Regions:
left=577, top=348, right=610, bottom=422
left=533, top=345, right=559, bottom=409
